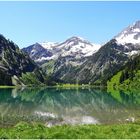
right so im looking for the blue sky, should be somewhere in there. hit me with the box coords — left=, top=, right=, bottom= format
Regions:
left=0, top=1, right=140, bottom=48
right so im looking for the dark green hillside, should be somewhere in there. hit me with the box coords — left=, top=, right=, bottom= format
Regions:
left=0, top=34, right=45, bottom=86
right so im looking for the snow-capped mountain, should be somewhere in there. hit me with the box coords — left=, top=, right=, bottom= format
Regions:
left=114, top=20, right=140, bottom=56
left=41, top=36, right=101, bottom=58
left=115, top=21, right=140, bottom=45
left=51, top=20, right=140, bottom=84
left=23, top=36, right=101, bottom=64
left=52, top=36, right=101, bottom=57
left=22, top=43, right=53, bottom=63
left=22, top=20, right=140, bottom=85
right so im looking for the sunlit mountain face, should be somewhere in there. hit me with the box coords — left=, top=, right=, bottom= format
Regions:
left=22, top=36, right=101, bottom=64
left=22, top=21, right=140, bottom=85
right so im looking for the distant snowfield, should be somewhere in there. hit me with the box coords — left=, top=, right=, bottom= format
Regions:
left=115, top=21, right=140, bottom=45
left=37, top=36, right=101, bottom=62
left=116, top=32, right=140, bottom=45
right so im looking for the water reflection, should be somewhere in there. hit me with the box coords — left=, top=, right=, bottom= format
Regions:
left=0, top=87, right=139, bottom=126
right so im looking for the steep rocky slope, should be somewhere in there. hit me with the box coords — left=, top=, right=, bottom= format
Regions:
left=0, top=34, right=44, bottom=85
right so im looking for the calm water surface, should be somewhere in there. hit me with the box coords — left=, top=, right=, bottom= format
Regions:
left=0, top=87, right=139, bottom=127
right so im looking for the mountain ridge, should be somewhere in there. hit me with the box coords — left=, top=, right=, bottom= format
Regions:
left=22, top=36, right=101, bottom=64
left=49, top=20, right=140, bottom=84
left=2, top=20, right=140, bottom=86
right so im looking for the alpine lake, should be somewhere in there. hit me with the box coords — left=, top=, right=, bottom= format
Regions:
left=0, top=87, right=140, bottom=127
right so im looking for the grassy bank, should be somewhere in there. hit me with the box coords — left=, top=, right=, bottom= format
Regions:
left=0, top=122, right=140, bottom=139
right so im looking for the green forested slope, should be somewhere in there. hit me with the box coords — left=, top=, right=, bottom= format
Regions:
left=107, top=54, right=140, bottom=89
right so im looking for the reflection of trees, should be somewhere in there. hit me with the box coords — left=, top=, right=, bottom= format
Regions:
left=108, top=89, right=140, bottom=107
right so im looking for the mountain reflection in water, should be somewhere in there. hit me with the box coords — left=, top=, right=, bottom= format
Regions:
left=0, top=87, right=139, bottom=127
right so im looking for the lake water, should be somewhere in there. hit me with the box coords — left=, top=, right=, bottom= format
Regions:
left=0, top=87, right=140, bottom=127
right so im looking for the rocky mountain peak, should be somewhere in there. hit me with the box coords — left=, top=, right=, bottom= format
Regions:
left=62, top=36, right=92, bottom=47
left=115, top=20, right=140, bottom=45
left=22, top=36, right=101, bottom=63
left=132, top=20, right=140, bottom=28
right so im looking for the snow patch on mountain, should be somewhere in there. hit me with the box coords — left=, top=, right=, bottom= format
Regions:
left=116, top=32, right=140, bottom=45
left=35, top=36, right=101, bottom=62
left=115, top=21, right=140, bottom=45
left=36, top=57, right=48, bottom=62
left=125, top=50, right=138, bottom=56
left=41, top=42, right=58, bottom=50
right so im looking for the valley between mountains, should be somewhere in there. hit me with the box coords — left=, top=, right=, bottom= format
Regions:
left=1, top=20, right=140, bottom=88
